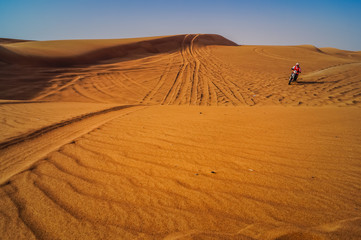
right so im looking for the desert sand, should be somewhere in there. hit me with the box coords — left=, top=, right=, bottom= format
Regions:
left=0, top=34, right=361, bottom=240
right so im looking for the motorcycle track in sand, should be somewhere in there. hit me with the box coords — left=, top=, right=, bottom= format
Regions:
left=0, top=105, right=146, bottom=185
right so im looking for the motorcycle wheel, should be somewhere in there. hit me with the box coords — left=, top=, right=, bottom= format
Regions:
left=288, top=75, right=293, bottom=85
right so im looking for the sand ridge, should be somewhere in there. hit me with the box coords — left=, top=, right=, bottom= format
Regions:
left=1, top=34, right=361, bottom=239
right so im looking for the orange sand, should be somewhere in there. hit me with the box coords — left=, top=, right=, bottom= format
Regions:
left=0, top=34, right=361, bottom=240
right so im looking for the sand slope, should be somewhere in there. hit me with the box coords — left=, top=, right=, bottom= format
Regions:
left=0, top=34, right=236, bottom=66
left=1, top=34, right=361, bottom=240
left=0, top=102, right=119, bottom=143
left=1, top=34, right=360, bottom=106
left=1, top=106, right=361, bottom=240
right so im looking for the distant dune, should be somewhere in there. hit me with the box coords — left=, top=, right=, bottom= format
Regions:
left=0, top=34, right=237, bottom=66
left=0, top=34, right=360, bottom=106
left=320, top=47, right=361, bottom=59
left=0, top=38, right=34, bottom=44
left=1, top=34, right=361, bottom=240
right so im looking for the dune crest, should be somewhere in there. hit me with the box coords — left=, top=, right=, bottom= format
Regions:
left=0, top=38, right=33, bottom=44
left=0, top=34, right=237, bottom=67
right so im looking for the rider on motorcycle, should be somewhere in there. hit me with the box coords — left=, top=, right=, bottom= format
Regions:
left=291, top=63, right=301, bottom=81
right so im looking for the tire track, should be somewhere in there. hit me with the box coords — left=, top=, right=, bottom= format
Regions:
left=196, top=46, right=258, bottom=105
left=141, top=56, right=175, bottom=104
left=117, top=71, right=149, bottom=91
left=72, top=83, right=106, bottom=102
left=102, top=73, right=141, bottom=97
left=202, top=56, right=249, bottom=105
left=102, top=72, right=142, bottom=98
left=170, top=35, right=195, bottom=105
left=189, top=35, right=201, bottom=105
left=167, top=34, right=202, bottom=105
left=0, top=105, right=146, bottom=185
left=190, top=59, right=201, bottom=105
left=253, top=47, right=293, bottom=61
left=91, top=78, right=119, bottom=98
left=161, top=34, right=191, bottom=105
left=175, top=35, right=244, bottom=106
left=0, top=105, right=140, bottom=150
left=195, top=52, right=241, bottom=105
left=176, top=64, right=192, bottom=105
left=33, top=76, right=83, bottom=101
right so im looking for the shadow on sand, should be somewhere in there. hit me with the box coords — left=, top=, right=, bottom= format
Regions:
left=295, top=80, right=338, bottom=85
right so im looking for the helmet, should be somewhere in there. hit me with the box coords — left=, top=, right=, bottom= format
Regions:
left=296, top=63, right=299, bottom=66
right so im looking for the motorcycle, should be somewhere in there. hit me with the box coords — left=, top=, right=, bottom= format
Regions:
left=288, top=70, right=298, bottom=85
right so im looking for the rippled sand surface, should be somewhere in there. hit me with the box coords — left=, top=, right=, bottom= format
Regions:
left=1, top=34, right=361, bottom=239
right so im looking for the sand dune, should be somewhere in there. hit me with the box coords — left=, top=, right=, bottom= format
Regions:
left=0, top=34, right=361, bottom=239
left=1, top=34, right=360, bottom=106
left=0, top=34, right=236, bottom=66
left=0, top=38, right=33, bottom=44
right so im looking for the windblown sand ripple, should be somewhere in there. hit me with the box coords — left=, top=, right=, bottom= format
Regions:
left=1, top=106, right=361, bottom=239
left=0, top=102, right=119, bottom=142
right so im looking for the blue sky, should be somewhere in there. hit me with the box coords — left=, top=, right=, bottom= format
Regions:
left=1, top=0, right=360, bottom=50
